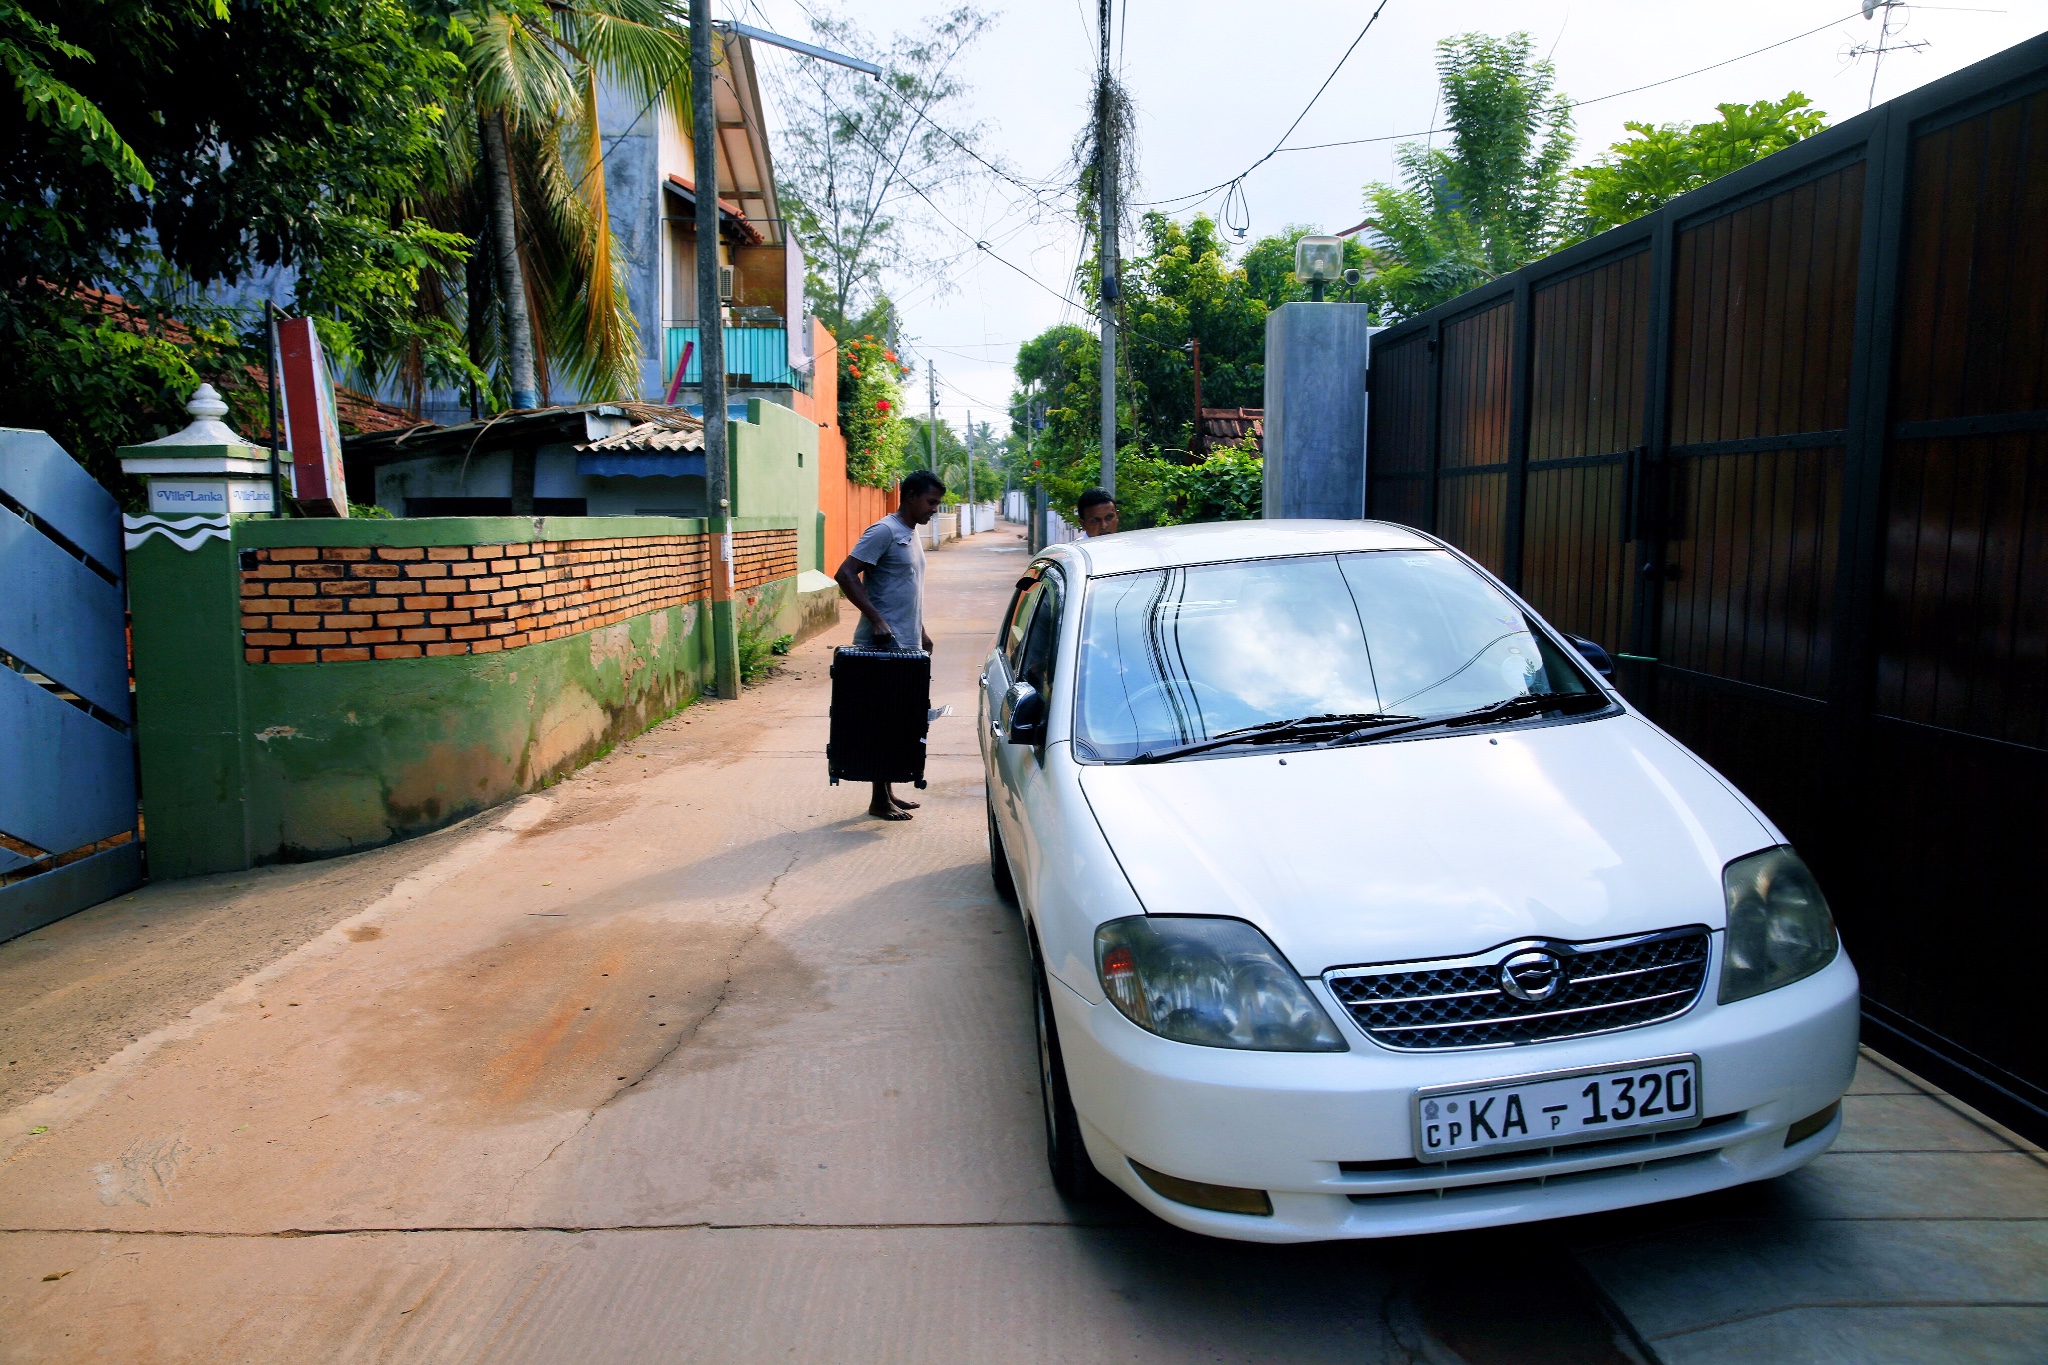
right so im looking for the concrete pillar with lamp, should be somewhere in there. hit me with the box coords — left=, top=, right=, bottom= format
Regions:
left=1260, top=235, right=1379, bottom=520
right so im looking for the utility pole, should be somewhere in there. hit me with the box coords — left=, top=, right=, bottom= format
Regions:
left=1096, top=0, right=1117, bottom=496
left=691, top=0, right=739, bottom=698
left=965, top=408, right=976, bottom=525
left=1188, top=336, right=1204, bottom=457
left=926, top=361, right=938, bottom=470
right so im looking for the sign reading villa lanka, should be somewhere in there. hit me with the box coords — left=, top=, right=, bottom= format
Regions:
left=149, top=478, right=274, bottom=516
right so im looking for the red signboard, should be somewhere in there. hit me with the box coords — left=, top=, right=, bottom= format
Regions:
left=276, top=317, right=349, bottom=518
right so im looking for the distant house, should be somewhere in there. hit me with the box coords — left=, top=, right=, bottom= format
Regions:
left=1197, top=407, right=1263, bottom=455
left=350, top=31, right=874, bottom=539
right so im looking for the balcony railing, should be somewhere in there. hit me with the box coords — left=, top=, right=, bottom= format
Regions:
left=662, top=325, right=804, bottom=393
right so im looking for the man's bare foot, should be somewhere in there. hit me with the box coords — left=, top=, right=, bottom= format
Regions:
left=890, top=796, right=921, bottom=810
left=869, top=804, right=913, bottom=821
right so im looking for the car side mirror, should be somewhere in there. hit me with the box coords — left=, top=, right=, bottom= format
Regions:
left=1563, top=633, right=1615, bottom=680
left=1004, top=680, right=1047, bottom=746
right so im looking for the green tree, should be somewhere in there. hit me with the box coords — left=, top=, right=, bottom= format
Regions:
left=448, top=0, right=690, bottom=405
left=839, top=333, right=910, bottom=488
left=1573, top=93, right=1827, bottom=233
left=1359, top=32, right=1578, bottom=319
left=773, top=7, right=999, bottom=338
left=0, top=0, right=474, bottom=494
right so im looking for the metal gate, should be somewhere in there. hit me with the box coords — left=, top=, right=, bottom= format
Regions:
left=1365, top=34, right=2048, bottom=1142
left=1, top=429, right=143, bottom=940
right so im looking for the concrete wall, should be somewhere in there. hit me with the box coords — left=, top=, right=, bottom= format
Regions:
left=731, top=399, right=821, bottom=572
left=129, top=515, right=799, bottom=878
left=793, top=319, right=895, bottom=570
left=1262, top=303, right=1377, bottom=519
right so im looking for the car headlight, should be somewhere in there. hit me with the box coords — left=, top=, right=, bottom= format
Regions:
left=1094, top=916, right=1347, bottom=1051
left=1718, top=846, right=1838, bottom=1004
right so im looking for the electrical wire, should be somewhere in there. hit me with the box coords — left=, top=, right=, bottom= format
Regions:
left=1132, top=0, right=1392, bottom=209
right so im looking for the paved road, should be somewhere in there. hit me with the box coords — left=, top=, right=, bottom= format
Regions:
left=2, top=527, right=2043, bottom=1363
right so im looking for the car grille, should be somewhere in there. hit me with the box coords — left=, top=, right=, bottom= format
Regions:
left=1325, top=926, right=1711, bottom=1050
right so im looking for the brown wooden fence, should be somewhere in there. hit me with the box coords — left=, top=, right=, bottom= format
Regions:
left=1365, top=33, right=2048, bottom=1141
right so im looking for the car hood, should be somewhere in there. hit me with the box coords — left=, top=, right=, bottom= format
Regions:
left=1076, top=713, right=1774, bottom=974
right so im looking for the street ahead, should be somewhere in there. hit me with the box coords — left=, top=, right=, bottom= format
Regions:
left=2, top=527, right=2044, bottom=1364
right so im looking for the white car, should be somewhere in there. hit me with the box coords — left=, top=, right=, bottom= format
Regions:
left=980, top=520, right=1858, bottom=1243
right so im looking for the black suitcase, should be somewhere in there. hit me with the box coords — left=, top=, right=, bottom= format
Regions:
left=827, top=646, right=932, bottom=787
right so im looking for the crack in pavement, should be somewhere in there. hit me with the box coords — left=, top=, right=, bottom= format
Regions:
left=0, top=1218, right=1143, bottom=1238
left=499, top=849, right=807, bottom=1215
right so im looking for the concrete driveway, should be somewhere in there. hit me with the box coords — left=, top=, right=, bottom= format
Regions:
left=2, top=526, right=2042, bottom=1364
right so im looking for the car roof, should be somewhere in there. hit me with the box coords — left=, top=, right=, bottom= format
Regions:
left=1050, top=519, right=1441, bottom=577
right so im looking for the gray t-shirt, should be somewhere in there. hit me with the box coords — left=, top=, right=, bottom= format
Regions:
left=848, top=512, right=926, bottom=648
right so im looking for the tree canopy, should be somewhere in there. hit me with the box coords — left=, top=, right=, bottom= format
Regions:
left=1573, top=93, right=1828, bottom=233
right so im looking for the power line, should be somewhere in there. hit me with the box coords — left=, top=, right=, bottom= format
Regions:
left=1133, top=0, right=1392, bottom=209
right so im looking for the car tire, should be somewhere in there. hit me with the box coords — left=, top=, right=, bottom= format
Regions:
left=988, top=799, right=1019, bottom=906
left=1034, top=951, right=1105, bottom=1200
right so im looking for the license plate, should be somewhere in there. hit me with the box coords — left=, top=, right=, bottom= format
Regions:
left=1413, top=1055, right=1702, bottom=1162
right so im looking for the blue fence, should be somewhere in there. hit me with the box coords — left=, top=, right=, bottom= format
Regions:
left=662, top=325, right=800, bottom=390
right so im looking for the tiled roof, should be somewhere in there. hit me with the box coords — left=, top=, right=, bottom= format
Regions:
left=1198, top=407, right=1264, bottom=450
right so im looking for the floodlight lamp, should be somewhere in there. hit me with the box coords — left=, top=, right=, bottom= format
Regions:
left=1294, top=236, right=1343, bottom=284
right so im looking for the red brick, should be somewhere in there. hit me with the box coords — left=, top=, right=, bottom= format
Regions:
left=323, top=614, right=376, bottom=630
left=376, top=546, right=424, bottom=561
left=245, top=631, right=291, bottom=646
left=501, top=633, right=531, bottom=649
left=448, top=623, right=487, bottom=641
left=403, top=595, right=449, bottom=612
left=350, top=628, right=399, bottom=645
left=450, top=593, right=488, bottom=609
left=401, top=627, right=447, bottom=643
left=255, top=564, right=291, bottom=580
left=426, top=546, right=470, bottom=561
left=428, top=610, right=471, bottom=626
left=296, top=630, right=347, bottom=646
left=270, top=547, right=318, bottom=562
left=321, top=546, right=373, bottom=561
left=244, top=648, right=267, bottom=663
left=240, top=580, right=267, bottom=598
left=472, top=638, right=505, bottom=654
left=488, top=558, right=519, bottom=573
left=292, top=598, right=330, bottom=614
left=376, top=611, right=425, bottom=628
left=452, top=561, right=490, bottom=577
left=465, top=578, right=501, bottom=594
left=269, top=648, right=317, bottom=664
left=319, top=646, right=372, bottom=662
left=294, top=563, right=345, bottom=579
left=374, top=580, right=413, bottom=596
left=424, top=641, right=470, bottom=657
left=324, top=580, right=376, bottom=597
left=241, top=615, right=270, bottom=630
left=404, top=562, right=450, bottom=578
left=373, top=643, right=423, bottom=659
left=356, top=563, right=402, bottom=578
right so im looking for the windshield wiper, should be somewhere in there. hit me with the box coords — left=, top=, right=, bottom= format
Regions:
left=1324, top=692, right=1611, bottom=748
left=1126, top=712, right=1421, bottom=764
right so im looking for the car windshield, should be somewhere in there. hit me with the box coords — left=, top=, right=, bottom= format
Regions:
left=1073, top=550, right=1598, bottom=762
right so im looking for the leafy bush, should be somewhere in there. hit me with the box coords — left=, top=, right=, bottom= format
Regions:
left=839, top=334, right=911, bottom=488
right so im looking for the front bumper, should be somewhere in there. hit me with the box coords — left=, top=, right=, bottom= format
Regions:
left=1053, top=948, right=1860, bottom=1243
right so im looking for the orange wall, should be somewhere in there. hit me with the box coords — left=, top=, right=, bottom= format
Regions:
left=793, top=317, right=894, bottom=569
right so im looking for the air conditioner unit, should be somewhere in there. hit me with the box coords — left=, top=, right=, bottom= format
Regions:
left=718, top=265, right=735, bottom=301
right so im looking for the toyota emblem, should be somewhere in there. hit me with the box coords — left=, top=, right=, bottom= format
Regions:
left=1499, top=949, right=1564, bottom=1002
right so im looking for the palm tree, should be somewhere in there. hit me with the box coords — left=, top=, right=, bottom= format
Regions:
left=452, top=0, right=692, bottom=408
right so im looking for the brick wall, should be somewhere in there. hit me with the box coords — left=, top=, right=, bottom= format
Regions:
left=731, top=528, right=799, bottom=590
left=240, top=528, right=798, bottom=664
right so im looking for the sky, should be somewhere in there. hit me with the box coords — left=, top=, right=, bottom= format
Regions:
left=733, top=0, right=2046, bottom=437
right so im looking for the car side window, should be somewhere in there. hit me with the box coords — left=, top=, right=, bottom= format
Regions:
left=1017, top=575, right=1063, bottom=693
left=1000, top=573, right=1039, bottom=665
left=1006, top=580, right=1045, bottom=672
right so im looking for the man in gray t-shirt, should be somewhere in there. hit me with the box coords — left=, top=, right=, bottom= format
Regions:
left=834, top=470, right=947, bottom=819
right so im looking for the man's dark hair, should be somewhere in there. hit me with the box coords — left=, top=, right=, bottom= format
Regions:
left=1077, top=487, right=1116, bottom=515
left=900, top=470, right=945, bottom=498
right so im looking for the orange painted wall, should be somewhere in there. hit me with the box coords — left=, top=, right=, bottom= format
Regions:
left=793, top=317, right=894, bottom=569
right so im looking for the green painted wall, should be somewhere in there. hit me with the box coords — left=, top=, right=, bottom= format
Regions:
left=131, top=514, right=800, bottom=879
left=733, top=399, right=821, bottom=571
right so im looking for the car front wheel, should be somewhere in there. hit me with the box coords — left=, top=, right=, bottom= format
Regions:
left=1034, top=950, right=1103, bottom=1199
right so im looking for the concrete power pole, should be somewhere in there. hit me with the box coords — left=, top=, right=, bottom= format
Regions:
left=965, top=409, right=975, bottom=527
left=691, top=0, right=739, bottom=697
left=926, top=361, right=938, bottom=471
left=1096, top=0, right=1117, bottom=497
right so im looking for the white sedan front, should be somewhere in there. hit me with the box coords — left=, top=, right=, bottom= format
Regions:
left=980, top=520, right=1857, bottom=1243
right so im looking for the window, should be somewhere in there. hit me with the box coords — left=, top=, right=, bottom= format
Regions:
left=1073, top=551, right=1593, bottom=761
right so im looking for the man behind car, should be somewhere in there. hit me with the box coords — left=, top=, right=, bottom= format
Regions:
left=1078, top=487, right=1120, bottom=537
left=834, top=469, right=947, bottom=821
